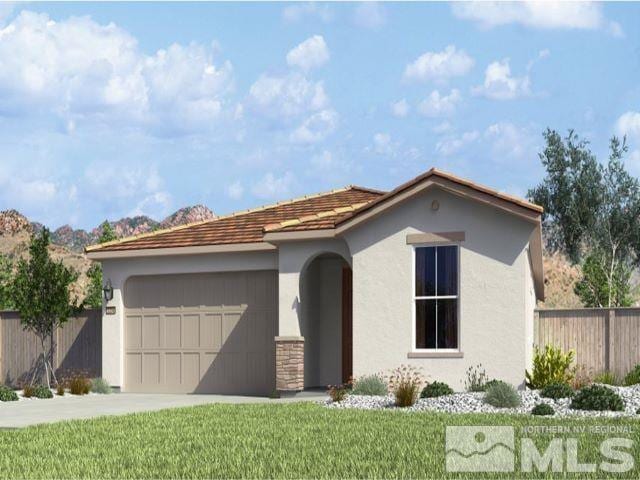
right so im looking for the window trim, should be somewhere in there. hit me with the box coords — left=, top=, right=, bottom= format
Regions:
left=411, top=243, right=461, bottom=353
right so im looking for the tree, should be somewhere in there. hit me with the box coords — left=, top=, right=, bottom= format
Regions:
left=98, top=220, right=117, bottom=243
left=0, top=254, right=13, bottom=310
left=84, top=263, right=103, bottom=309
left=530, top=130, right=640, bottom=307
left=10, top=229, right=82, bottom=387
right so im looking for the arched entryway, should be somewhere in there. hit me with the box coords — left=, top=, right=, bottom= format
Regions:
left=299, top=252, right=352, bottom=388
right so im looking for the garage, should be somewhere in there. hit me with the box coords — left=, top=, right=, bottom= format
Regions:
left=123, top=271, right=277, bottom=394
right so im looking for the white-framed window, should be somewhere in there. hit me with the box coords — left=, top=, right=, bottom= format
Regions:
left=413, top=245, right=459, bottom=350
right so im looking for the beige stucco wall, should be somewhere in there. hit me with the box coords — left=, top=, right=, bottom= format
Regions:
left=524, top=248, right=536, bottom=370
left=343, top=186, right=536, bottom=390
left=100, top=250, right=278, bottom=388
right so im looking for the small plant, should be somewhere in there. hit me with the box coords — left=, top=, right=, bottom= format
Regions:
left=421, top=381, right=454, bottom=398
left=636, top=407, right=640, bottom=415
left=465, top=364, right=488, bottom=392
left=623, top=364, right=640, bottom=386
left=388, top=365, right=424, bottom=407
left=69, top=375, right=92, bottom=395
left=594, top=371, right=619, bottom=386
left=32, top=385, right=53, bottom=399
left=531, top=403, right=555, bottom=416
left=56, top=384, right=65, bottom=396
left=91, top=378, right=112, bottom=394
left=484, top=382, right=521, bottom=408
left=540, top=382, right=574, bottom=400
left=351, top=374, right=388, bottom=396
left=0, top=385, right=18, bottom=402
left=327, top=383, right=350, bottom=403
left=526, top=345, right=575, bottom=389
left=22, top=385, right=35, bottom=398
left=571, top=364, right=594, bottom=390
left=570, top=385, right=624, bottom=412
left=483, top=379, right=507, bottom=391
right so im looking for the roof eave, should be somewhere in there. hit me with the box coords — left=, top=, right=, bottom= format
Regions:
left=86, top=242, right=277, bottom=260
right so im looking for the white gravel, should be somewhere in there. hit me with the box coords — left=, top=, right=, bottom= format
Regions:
left=12, top=389, right=98, bottom=401
left=325, top=384, right=640, bottom=417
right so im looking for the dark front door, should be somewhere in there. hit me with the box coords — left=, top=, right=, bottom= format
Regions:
left=341, top=266, right=353, bottom=383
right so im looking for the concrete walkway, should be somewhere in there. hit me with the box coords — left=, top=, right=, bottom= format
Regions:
left=0, top=391, right=327, bottom=429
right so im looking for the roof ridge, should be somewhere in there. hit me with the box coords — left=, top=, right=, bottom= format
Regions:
left=263, top=201, right=371, bottom=232
left=85, top=185, right=361, bottom=252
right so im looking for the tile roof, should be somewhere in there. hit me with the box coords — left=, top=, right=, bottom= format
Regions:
left=86, top=186, right=384, bottom=252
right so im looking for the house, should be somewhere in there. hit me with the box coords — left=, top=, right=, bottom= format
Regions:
left=86, top=168, right=544, bottom=394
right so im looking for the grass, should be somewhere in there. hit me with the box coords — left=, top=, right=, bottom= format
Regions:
left=0, top=402, right=638, bottom=478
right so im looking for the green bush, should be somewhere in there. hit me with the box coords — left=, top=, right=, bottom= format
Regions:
left=351, top=374, right=387, bottom=396
left=32, top=385, right=53, bottom=399
left=484, top=382, right=521, bottom=408
left=0, top=385, right=18, bottom=402
left=540, top=382, right=574, bottom=400
left=594, top=371, right=620, bottom=386
left=91, top=378, right=112, bottom=394
left=526, top=345, right=575, bottom=389
left=531, top=403, right=555, bottom=416
left=421, top=381, right=454, bottom=398
left=464, top=364, right=488, bottom=392
left=570, top=385, right=624, bottom=411
left=483, top=379, right=507, bottom=391
left=623, top=364, right=640, bottom=386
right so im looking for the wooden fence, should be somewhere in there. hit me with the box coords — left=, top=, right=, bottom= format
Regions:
left=0, top=309, right=101, bottom=386
left=535, top=308, right=640, bottom=379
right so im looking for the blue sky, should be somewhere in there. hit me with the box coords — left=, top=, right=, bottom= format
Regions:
left=1, top=1, right=639, bottom=229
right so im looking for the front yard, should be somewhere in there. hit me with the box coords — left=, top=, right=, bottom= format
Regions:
left=0, top=402, right=639, bottom=479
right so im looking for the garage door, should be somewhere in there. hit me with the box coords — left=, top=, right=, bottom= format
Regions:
left=124, top=271, right=277, bottom=394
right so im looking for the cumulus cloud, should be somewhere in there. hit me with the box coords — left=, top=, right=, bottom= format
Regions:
left=129, top=191, right=172, bottom=218
left=484, top=122, right=536, bottom=160
left=0, top=11, right=235, bottom=135
left=391, top=99, right=410, bottom=118
left=252, top=172, right=296, bottom=199
left=435, top=130, right=479, bottom=156
left=354, top=2, right=387, bottom=29
left=452, top=1, right=623, bottom=36
left=289, top=109, right=338, bottom=144
left=286, top=35, right=330, bottom=72
left=472, top=59, right=531, bottom=100
left=403, top=45, right=474, bottom=83
left=418, top=89, right=462, bottom=117
left=616, top=111, right=640, bottom=139
left=282, top=3, right=333, bottom=23
left=226, top=180, right=244, bottom=200
left=249, top=73, right=328, bottom=119
left=373, top=133, right=393, bottom=155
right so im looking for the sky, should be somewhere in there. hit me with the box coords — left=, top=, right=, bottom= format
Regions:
left=0, top=1, right=639, bottom=229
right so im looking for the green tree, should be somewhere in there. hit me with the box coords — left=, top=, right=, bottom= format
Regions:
left=530, top=131, right=640, bottom=307
left=84, top=263, right=103, bottom=309
left=10, top=229, right=82, bottom=387
left=98, top=221, right=117, bottom=243
left=0, top=254, right=14, bottom=310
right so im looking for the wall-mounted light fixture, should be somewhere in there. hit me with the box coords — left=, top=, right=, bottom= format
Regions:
left=103, top=279, right=114, bottom=302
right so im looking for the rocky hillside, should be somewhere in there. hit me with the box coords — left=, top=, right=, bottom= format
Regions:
left=0, top=206, right=215, bottom=302
left=539, top=251, right=583, bottom=309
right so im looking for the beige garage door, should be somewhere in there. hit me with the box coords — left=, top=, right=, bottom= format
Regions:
left=124, top=271, right=277, bottom=394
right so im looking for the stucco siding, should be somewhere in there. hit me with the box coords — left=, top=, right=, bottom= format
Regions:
left=344, top=186, right=535, bottom=390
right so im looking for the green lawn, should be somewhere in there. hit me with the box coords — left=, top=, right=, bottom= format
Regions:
left=0, top=402, right=638, bottom=479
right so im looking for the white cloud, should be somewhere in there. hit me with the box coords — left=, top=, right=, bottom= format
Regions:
left=616, top=111, right=640, bottom=140
left=282, top=3, right=333, bottom=23
left=252, top=172, right=296, bottom=199
left=286, top=35, right=330, bottom=72
left=391, top=99, right=410, bottom=118
left=129, top=191, right=172, bottom=218
left=354, top=2, right=387, bottom=29
left=373, top=133, right=393, bottom=155
left=310, top=150, right=336, bottom=170
left=85, top=163, right=164, bottom=200
left=484, top=122, right=535, bottom=160
left=0, top=11, right=234, bottom=135
left=226, top=180, right=244, bottom=200
left=436, top=130, right=479, bottom=156
left=289, top=109, right=338, bottom=144
left=249, top=72, right=328, bottom=119
left=403, top=45, right=474, bottom=83
left=473, top=59, right=531, bottom=100
left=451, top=1, right=623, bottom=36
left=418, top=89, right=462, bottom=117
left=433, top=121, right=452, bottom=134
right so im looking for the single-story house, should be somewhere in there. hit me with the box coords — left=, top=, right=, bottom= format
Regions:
left=86, top=168, right=544, bottom=394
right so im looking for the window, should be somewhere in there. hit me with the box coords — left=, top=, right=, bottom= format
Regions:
left=414, top=245, right=458, bottom=350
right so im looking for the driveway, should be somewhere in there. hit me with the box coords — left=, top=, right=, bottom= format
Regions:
left=0, top=391, right=327, bottom=429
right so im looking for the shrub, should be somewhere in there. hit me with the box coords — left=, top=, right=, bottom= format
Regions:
left=623, top=364, right=640, bottom=386
left=388, top=365, right=424, bottom=407
left=571, top=364, right=594, bottom=390
left=464, top=364, right=488, bottom=392
left=351, top=374, right=387, bottom=396
left=637, top=407, right=640, bottom=415
left=421, top=381, right=454, bottom=398
left=32, top=385, right=53, bottom=399
left=570, top=385, right=624, bottom=411
left=483, top=379, right=507, bottom=391
left=532, top=403, right=555, bottom=416
left=540, top=382, right=574, bottom=400
left=0, top=385, right=18, bottom=402
left=22, top=385, right=35, bottom=398
left=594, top=371, right=620, bottom=386
left=91, top=378, right=112, bottom=394
left=526, top=345, right=575, bottom=389
left=69, top=376, right=91, bottom=395
left=56, top=384, right=65, bottom=396
left=484, top=382, right=521, bottom=408
left=327, top=384, right=349, bottom=403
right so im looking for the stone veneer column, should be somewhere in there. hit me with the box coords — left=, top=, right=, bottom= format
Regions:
left=275, top=336, right=304, bottom=392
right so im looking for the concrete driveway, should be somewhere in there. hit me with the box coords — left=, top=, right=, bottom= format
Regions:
left=0, top=391, right=327, bottom=429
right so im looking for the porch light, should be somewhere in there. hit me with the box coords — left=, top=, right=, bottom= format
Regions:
left=103, top=279, right=114, bottom=302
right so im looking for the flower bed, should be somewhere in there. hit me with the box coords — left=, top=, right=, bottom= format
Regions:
left=325, top=384, right=640, bottom=417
